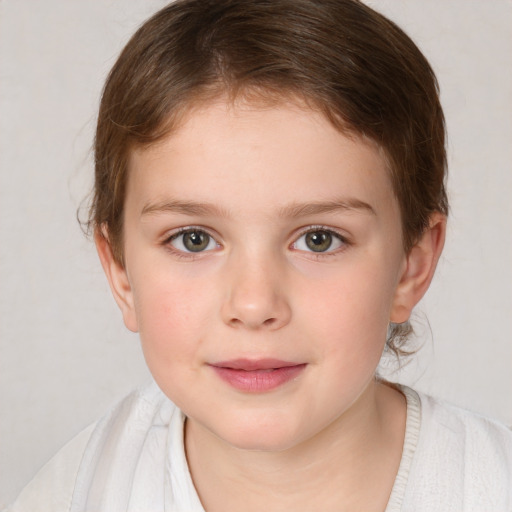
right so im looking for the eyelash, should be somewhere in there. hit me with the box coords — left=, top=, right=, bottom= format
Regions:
left=163, top=226, right=220, bottom=260
left=162, top=225, right=351, bottom=260
left=291, top=225, right=350, bottom=259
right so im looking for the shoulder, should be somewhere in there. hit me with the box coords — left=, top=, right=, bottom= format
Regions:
left=5, top=423, right=96, bottom=512
left=419, top=390, right=512, bottom=469
left=6, top=382, right=177, bottom=512
left=403, top=387, right=512, bottom=511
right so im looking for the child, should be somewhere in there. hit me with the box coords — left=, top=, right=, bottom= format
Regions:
left=7, top=0, right=512, bottom=511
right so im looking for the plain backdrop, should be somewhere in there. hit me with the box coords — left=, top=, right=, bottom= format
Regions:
left=1, top=0, right=511, bottom=506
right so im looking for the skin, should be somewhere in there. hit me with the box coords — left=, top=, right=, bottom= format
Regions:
left=97, top=99, right=445, bottom=511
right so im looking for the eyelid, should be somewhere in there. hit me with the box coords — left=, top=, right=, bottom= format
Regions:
left=163, top=226, right=222, bottom=256
left=290, top=225, right=351, bottom=253
left=163, top=225, right=220, bottom=242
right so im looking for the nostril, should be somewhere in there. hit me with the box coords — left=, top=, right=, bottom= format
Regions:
left=229, top=318, right=243, bottom=327
left=227, top=316, right=279, bottom=329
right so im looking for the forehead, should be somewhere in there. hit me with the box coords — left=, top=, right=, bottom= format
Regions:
left=126, top=100, right=397, bottom=221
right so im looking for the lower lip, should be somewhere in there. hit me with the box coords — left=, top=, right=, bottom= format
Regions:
left=210, top=364, right=307, bottom=392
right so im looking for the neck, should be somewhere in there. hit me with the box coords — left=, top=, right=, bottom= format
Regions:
left=185, top=380, right=406, bottom=512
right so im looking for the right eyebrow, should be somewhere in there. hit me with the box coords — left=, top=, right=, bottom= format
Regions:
left=140, top=199, right=230, bottom=218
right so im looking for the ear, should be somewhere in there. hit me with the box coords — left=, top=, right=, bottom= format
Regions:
left=390, top=213, right=446, bottom=323
left=95, top=229, right=139, bottom=332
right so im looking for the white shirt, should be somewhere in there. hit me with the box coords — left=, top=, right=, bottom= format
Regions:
left=6, top=382, right=512, bottom=511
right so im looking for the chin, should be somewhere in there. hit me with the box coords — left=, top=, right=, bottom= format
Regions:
left=213, top=414, right=307, bottom=453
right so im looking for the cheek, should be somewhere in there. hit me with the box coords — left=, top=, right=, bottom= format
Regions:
left=132, top=273, right=216, bottom=363
left=305, top=269, right=395, bottom=325
left=133, top=276, right=215, bottom=406
left=299, top=265, right=395, bottom=357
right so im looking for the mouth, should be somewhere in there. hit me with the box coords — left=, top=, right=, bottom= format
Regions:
left=209, top=358, right=307, bottom=392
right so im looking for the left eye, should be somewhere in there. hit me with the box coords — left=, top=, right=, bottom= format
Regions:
left=293, top=229, right=344, bottom=253
left=169, top=229, right=218, bottom=253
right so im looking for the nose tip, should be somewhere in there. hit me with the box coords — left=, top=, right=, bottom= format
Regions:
left=226, top=305, right=286, bottom=330
left=221, top=267, right=291, bottom=331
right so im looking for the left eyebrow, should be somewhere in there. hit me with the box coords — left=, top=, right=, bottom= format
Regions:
left=277, top=198, right=376, bottom=218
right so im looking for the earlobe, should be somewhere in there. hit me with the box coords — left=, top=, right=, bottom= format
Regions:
left=95, top=229, right=139, bottom=333
left=390, top=213, right=446, bottom=324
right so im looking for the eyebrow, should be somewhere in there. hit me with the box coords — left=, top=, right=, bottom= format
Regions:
left=140, top=197, right=376, bottom=218
left=277, top=198, right=376, bottom=217
left=141, top=200, right=230, bottom=218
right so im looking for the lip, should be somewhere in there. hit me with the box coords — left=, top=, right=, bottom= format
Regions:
left=209, top=358, right=307, bottom=392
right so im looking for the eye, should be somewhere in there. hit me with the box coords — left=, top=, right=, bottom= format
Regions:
left=169, top=228, right=218, bottom=253
left=293, top=229, right=345, bottom=253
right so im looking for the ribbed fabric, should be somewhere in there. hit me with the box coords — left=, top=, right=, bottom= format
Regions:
left=385, top=386, right=421, bottom=511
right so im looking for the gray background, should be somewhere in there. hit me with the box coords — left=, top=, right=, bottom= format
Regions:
left=1, top=0, right=511, bottom=506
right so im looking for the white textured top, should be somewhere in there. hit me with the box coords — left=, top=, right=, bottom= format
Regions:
left=6, top=382, right=512, bottom=511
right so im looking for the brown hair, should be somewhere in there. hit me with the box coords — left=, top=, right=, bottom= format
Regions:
left=90, top=0, right=448, bottom=355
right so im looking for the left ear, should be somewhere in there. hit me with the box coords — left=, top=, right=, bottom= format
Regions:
left=390, top=213, right=446, bottom=323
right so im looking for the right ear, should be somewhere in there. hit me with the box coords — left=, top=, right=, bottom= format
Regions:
left=95, top=229, right=139, bottom=333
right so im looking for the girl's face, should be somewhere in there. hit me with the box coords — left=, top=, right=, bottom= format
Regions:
left=104, top=100, right=411, bottom=451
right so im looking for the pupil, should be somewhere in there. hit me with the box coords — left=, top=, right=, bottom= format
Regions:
left=306, top=231, right=332, bottom=252
left=184, top=231, right=209, bottom=252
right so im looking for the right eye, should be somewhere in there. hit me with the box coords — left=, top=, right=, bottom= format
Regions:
left=169, top=228, right=219, bottom=253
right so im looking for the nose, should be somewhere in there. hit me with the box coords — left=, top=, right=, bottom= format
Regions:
left=221, top=253, right=292, bottom=331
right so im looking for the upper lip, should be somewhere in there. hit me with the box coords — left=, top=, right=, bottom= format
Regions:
left=210, top=358, right=303, bottom=371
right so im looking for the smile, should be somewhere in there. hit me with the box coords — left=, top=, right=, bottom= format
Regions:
left=209, top=359, right=307, bottom=393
